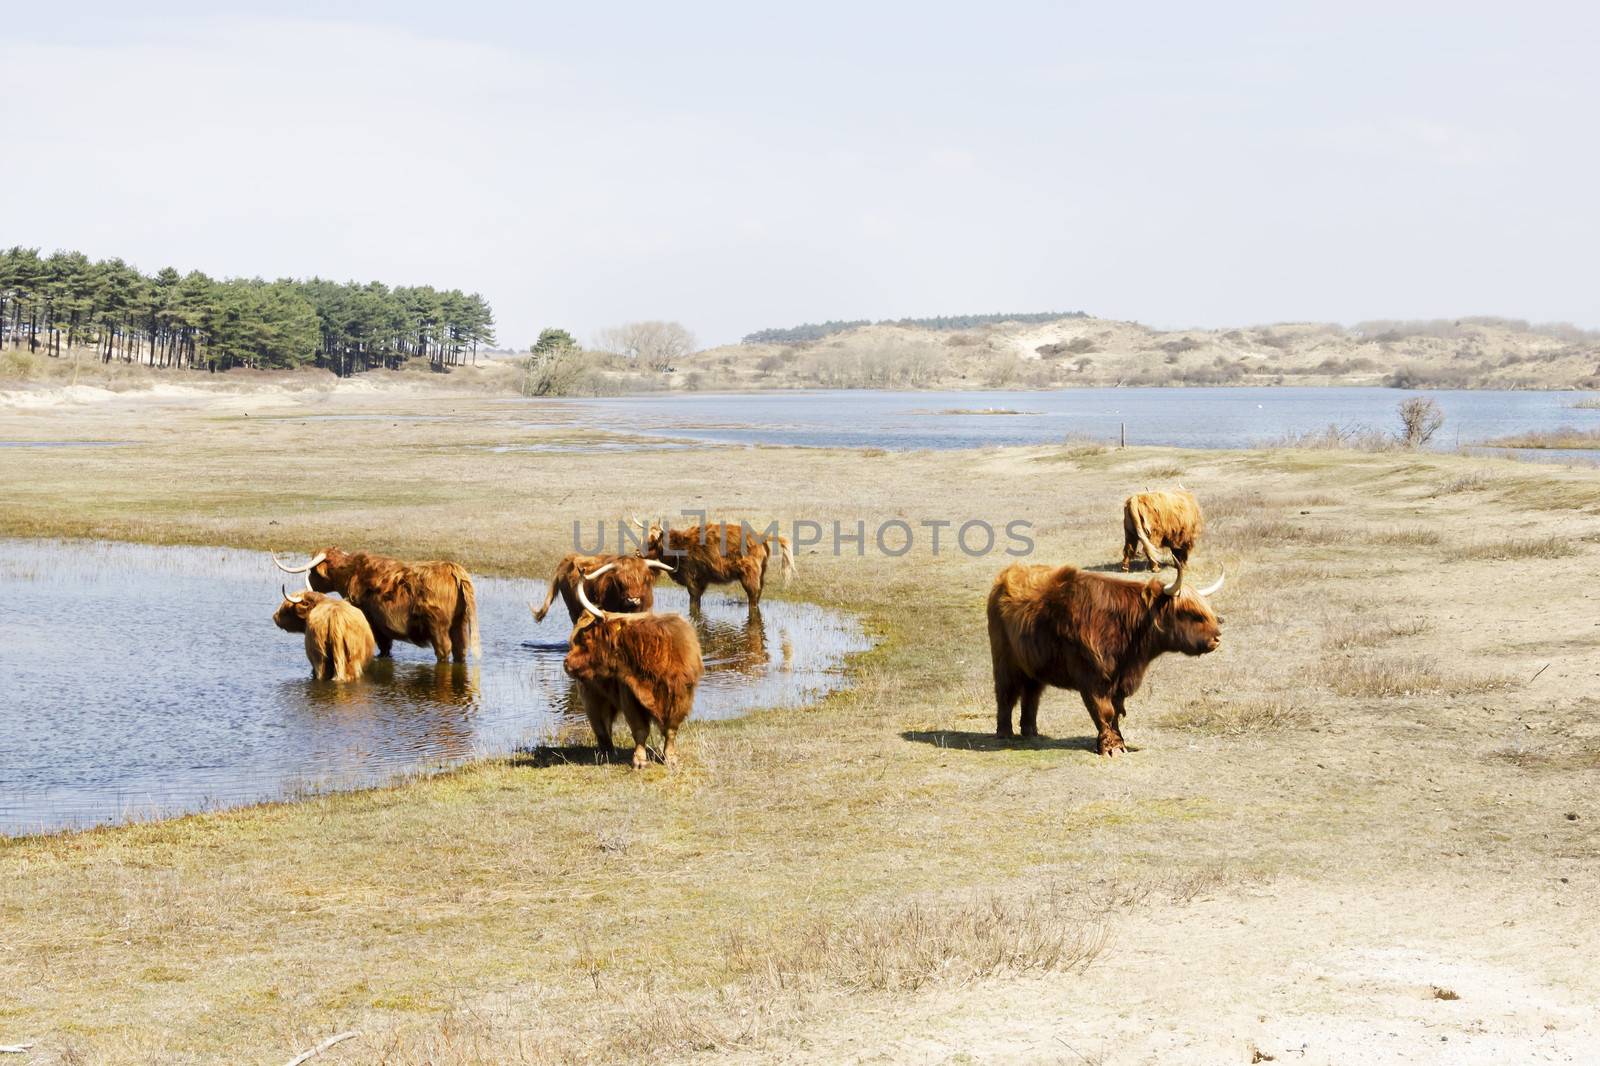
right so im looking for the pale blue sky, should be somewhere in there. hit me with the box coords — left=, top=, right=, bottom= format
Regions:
left=5, top=2, right=1596, bottom=346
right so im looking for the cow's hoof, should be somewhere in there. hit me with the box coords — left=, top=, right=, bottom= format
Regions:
left=1098, top=740, right=1126, bottom=757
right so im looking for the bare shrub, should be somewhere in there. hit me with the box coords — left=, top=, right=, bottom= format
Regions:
left=1323, top=617, right=1431, bottom=650
left=1364, top=527, right=1442, bottom=547
left=1157, top=695, right=1304, bottom=734
left=1266, top=423, right=1395, bottom=450
left=595, top=321, right=696, bottom=372
left=1321, top=655, right=1508, bottom=697
left=1437, top=471, right=1498, bottom=494
left=1397, top=397, right=1446, bottom=447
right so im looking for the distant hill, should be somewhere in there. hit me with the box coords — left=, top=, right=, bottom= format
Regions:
left=678, top=315, right=1600, bottom=391
left=742, top=311, right=1087, bottom=345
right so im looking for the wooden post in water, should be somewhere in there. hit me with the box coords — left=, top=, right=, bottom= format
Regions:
left=1120, top=422, right=1126, bottom=449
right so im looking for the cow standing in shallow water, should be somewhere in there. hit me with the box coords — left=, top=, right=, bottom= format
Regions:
left=637, top=518, right=794, bottom=612
left=529, top=553, right=673, bottom=624
left=274, top=548, right=478, bottom=662
left=987, top=563, right=1223, bottom=755
left=1121, top=489, right=1204, bottom=575
left=563, top=577, right=703, bottom=768
left=272, top=585, right=378, bottom=682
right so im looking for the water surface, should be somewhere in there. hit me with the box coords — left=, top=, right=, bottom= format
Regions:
left=521, top=387, right=1600, bottom=452
left=0, top=540, right=867, bottom=836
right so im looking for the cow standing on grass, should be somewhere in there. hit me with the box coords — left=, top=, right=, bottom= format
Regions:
left=273, top=547, right=479, bottom=662
left=273, top=585, right=378, bottom=682
left=1121, top=489, right=1204, bottom=575
left=636, top=518, right=794, bottom=612
left=563, top=577, right=703, bottom=768
left=529, top=553, right=673, bottom=624
left=987, top=563, right=1224, bottom=756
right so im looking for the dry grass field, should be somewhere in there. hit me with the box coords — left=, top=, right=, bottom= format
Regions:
left=2, top=386, right=1599, bottom=1064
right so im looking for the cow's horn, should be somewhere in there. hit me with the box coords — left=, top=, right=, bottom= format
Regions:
left=630, top=514, right=647, bottom=530
left=644, top=560, right=673, bottom=572
left=1196, top=570, right=1225, bottom=597
left=283, top=583, right=306, bottom=604
left=576, top=573, right=652, bottom=622
left=272, top=551, right=326, bottom=575
left=1162, top=567, right=1184, bottom=597
left=583, top=562, right=617, bottom=580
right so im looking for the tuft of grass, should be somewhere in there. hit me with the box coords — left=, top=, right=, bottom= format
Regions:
left=1323, top=617, right=1431, bottom=650
left=1223, top=518, right=1344, bottom=548
left=1320, top=655, right=1509, bottom=697
left=1141, top=464, right=1186, bottom=479
left=722, top=890, right=1108, bottom=995
left=1431, top=985, right=1461, bottom=1001
left=1482, top=426, right=1600, bottom=450
left=1157, top=696, right=1305, bottom=735
left=1457, top=535, right=1577, bottom=561
left=1364, top=526, right=1442, bottom=548
left=1437, top=471, right=1498, bottom=494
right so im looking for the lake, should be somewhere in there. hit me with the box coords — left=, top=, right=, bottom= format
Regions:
left=0, top=540, right=868, bottom=836
left=524, top=386, right=1600, bottom=454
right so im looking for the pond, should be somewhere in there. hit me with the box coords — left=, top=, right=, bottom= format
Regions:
left=521, top=387, right=1600, bottom=453
left=0, top=540, right=868, bottom=836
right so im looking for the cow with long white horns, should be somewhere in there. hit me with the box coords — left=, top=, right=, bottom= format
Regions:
left=272, top=583, right=378, bottom=682
left=273, top=547, right=478, bottom=662
left=563, top=573, right=703, bottom=768
left=1121, top=489, right=1204, bottom=576
left=529, top=553, right=673, bottom=624
left=987, top=562, right=1224, bottom=755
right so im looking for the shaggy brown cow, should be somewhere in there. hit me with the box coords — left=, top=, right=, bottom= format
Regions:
left=1121, top=489, right=1204, bottom=574
left=637, top=518, right=794, bottom=611
left=272, top=585, right=378, bottom=682
left=988, top=563, right=1224, bottom=756
left=273, top=547, right=479, bottom=662
left=563, top=578, right=703, bottom=768
left=529, top=553, right=673, bottom=624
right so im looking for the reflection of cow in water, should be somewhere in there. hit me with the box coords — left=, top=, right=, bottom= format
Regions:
left=563, top=578, right=703, bottom=768
left=530, top=553, right=672, bottom=623
left=695, top=606, right=769, bottom=671
left=274, top=547, right=478, bottom=662
left=272, top=585, right=377, bottom=682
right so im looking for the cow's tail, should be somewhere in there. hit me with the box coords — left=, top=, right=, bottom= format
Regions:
left=530, top=566, right=560, bottom=623
left=458, top=568, right=481, bottom=657
left=1130, top=499, right=1164, bottom=569
left=776, top=535, right=796, bottom=585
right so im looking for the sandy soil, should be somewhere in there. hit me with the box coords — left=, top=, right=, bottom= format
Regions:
left=1, top=389, right=1597, bottom=1065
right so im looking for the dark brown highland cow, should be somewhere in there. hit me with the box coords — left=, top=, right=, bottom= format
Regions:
left=637, top=518, right=794, bottom=611
left=272, top=585, right=378, bottom=682
left=273, top=548, right=479, bottom=662
left=563, top=578, right=703, bottom=768
left=529, top=553, right=673, bottom=624
left=987, top=563, right=1224, bottom=756
left=1121, top=489, right=1204, bottom=574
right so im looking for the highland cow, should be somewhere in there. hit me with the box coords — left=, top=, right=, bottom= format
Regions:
left=987, top=563, right=1224, bottom=756
left=273, top=585, right=378, bottom=682
left=1121, top=489, right=1204, bottom=575
left=529, top=553, right=673, bottom=624
left=273, top=547, right=478, bottom=662
left=563, top=578, right=703, bottom=768
left=636, top=518, right=794, bottom=611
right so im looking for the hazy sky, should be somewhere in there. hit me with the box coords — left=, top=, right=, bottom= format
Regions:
left=5, top=2, right=1596, bottom=346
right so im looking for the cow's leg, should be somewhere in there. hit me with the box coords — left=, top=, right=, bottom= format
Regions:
left=449, top=613, right=470, bottom=663
left=1081, top=691, right=1125, bottom=756
left=994, top=666, right=1022, bottom=737
left=619, top=693, right=653, bottom=769
left=375, top=632, right=393, bottom=658
left=427, top=619, right=452, bottom=662
left=1112, top=693, right=1128, bottom=733
left=687, top=578, right=705, bottom=615
left=661, top=721, right=681, bottom=768
left=580, top=685, right=615, bottom=758
left=1121, top=533, right=1137, bottom=573
left=740, top=564, right=763, bottom=608
left=1019, top=681, right=1044, bottom=738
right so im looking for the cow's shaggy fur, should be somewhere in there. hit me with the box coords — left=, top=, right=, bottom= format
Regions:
left=987, top=563, right=1221, bottom=755
left=1121, top=489, right=1205, bottom=574
left=564, top=612, right=704, bottom=768
left=302, top=548, right=479, bottom=662
left=530, top=553, right=659, bottom=624
left=642, top=521, right=794, bottom=611
left=273, top=591, right=378, bottom=682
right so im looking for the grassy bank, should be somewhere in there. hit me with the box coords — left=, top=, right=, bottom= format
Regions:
left=3, top=393, right=1599, bottom=1064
